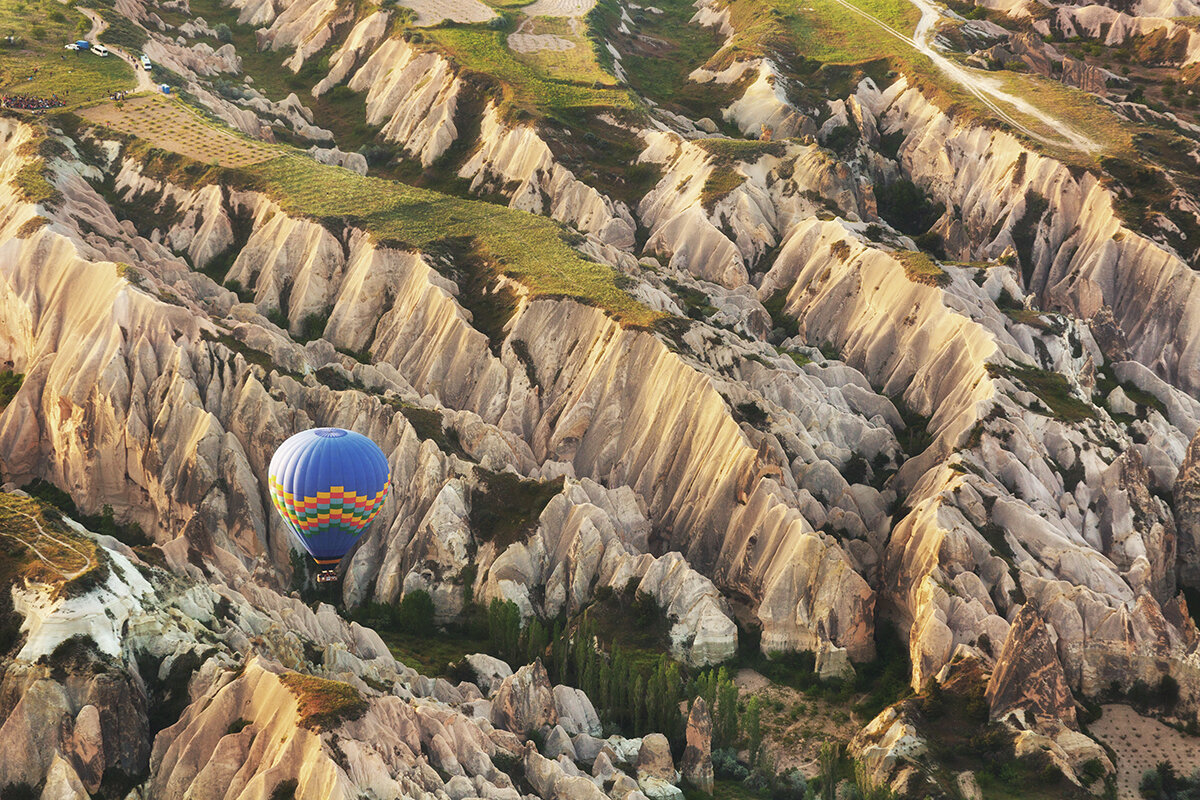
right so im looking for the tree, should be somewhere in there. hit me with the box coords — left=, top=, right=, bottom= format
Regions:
left=745, top=695, right=762, bottom=762
left=549, top=620, right=564, bottom=680
left=714, top=669, right=739, bottom=748
left=396, top=591, right=435, bottom=636
left=818, top=743, right=840, bottom=800
left=213, top=22, right=233, bottom=43
left=598, top=658, right=612, bottom=717
left=486, top=599, right=523, bottom=663
left=633, top=675, right=647, bottom=733
left=524, top=618, right=548, bottom=664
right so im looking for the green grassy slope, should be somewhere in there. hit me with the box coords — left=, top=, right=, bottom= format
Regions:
left=0, top=0, right=134, bottom=106
left=245, top=154, right=661, bottom=327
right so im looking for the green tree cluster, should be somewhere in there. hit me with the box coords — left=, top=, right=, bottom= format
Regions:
left=485, top=600, right=690, bottom=747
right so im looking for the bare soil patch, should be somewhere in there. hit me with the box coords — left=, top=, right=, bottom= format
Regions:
left=79, top=93, right=275, bottom=167
left=734, top=668, right=860, bottom=777
left=1091, top=703, right=1200, bottom=800
left=405, top=0, right=497, bottom=26
left=523, top=0, right=596, bottom=17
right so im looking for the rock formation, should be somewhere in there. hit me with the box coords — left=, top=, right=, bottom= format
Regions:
left=986, top=605, right=1078, bottom=729
left=1177, top=429, right=1200, bottom=587
left=1, top=0, right=1199, bottom=791
left=491, top=660, right=558, bottom=735
left=681, top=698, right=714, bottom=794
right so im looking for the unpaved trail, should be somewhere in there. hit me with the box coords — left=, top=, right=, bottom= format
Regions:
left=79, top=8, right=157, bottom=93
left=828, top=0, right=1100, bottom=153
left=0, top=507, right=95, bottom=581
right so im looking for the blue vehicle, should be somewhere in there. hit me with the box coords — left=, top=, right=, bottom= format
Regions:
left=74, top=40, right=90, bottom=50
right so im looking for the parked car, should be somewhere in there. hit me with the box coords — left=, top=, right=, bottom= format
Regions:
left=140, top=55, right=151, bottom=70
left=92, top=43, right=109, bottom=56
left=64, top=42, right=78, bottom=50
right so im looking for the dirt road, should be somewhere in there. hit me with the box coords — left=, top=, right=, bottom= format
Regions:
left=79, top=8, right=157, bottom=93
left=828, top=0, right=1099, bottom=153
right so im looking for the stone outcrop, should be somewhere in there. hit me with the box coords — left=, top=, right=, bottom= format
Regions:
left=1176, top=429, right=1200, bottom=588
left=464, top=653, right=513, bottom=697
left=636, top=733, right=681, bottom=799
left=346, top=37, right=463, bottom=167
left=5, top=0, right=1200, bottom=790
left=637, top=131, right=871, bottom=286
left=491, top=660, right=558, bottom=735
left=680, top=699, right=713, bottom=794
left=480, top=478, right=739, bottom=665
left=0, top=119, right=880, bottom=669
left=858, top=76, right=1200, bottom=396
left=986, top=605, right=1078, bottom=729
left=459, top=103, right=637, bottom=249
left=0, top=505, right=684, bottom=800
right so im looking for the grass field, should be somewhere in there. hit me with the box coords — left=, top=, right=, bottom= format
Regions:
left=786, top=0, right=920, bottom=65
left=0, top=492, right=100, bottom=590
left=425, top=23, right=635, bottom=119
left=991, top=69, right=1137, bottom=165
left=376, top=629, right=490, bottom=674
left=0, top=0, right=134, bottom=106
left=607, top=0, right=741, bottom=123
left=713, top=0, right=919, bottom=70
left=508, top=17, right=615, bottom=89
left=244, top=154, right=662, bottom=326
left=80, top=94, right=277, bottom=166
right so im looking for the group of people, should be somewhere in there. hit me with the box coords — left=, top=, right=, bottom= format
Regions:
left=0, top=93, right=65, bottom=110
left=108, top=90, right=128, bottom=101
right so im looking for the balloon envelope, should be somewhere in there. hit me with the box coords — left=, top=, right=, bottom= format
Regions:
left=268, top=428, right=390, bottom=564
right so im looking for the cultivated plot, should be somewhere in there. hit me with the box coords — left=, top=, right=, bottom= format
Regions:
left=79, top=93, right=276, bottom=167
left=402, top=0, right=497, bottom=26
left=1092, top=703, right=1200, bottom=800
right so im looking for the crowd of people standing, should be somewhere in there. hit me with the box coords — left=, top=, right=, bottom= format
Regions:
left=1, top=92, right=65, bottom=110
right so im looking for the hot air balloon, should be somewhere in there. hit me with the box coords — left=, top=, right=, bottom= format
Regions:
left=268, top=428, right=390, bottom=582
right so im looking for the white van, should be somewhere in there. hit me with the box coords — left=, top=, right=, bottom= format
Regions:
left=140, top=54, right=151, bottom=70
left=92, top=43, right=109, bottom=56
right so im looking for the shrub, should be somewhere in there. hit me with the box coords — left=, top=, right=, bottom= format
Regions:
left=396, top=590, right=436, bottom=636
left=278, top=673, right=368, bottom=731
left=15, top=217, right=47, bottom=238
left=469, top=468, right=563, bottom=549
left=824, top=124, right=859, bottom=153
left=712, top=748, right=748, bottom=781
left=268, top=778, right=297, bottom=800
left=735, top=401, right=768, bottom=427
left=876, top=178, right=944, bottom=237
left=0, top=784, right=37, bottom=800
left=0, top=371, right=22, bottom=410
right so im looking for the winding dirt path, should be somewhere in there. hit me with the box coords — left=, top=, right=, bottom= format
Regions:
left=828, top=0, right=1099, bottom=153
left=0, top=507, right=95, bottom=581
left=78, top=8, right=157, bottom=93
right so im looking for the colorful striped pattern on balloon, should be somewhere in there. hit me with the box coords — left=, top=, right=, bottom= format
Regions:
left=268, top=475, right=390, bottom=536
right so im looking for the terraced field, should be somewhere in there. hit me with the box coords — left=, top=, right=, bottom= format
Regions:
left=79, top=93, right=277, bottom=167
